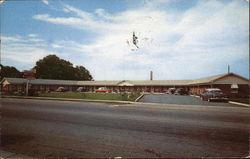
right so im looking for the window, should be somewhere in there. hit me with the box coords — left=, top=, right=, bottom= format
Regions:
left=231, top=84, right=238, bottom=93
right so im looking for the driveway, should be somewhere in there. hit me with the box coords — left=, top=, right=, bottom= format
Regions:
left=139, top=94, right=234, bottom=106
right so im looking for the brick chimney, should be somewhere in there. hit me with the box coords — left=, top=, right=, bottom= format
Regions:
left=23, top=68, right=36, bottom=80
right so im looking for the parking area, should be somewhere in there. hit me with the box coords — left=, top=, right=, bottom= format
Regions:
left=139, top=94, right=234, bottom=107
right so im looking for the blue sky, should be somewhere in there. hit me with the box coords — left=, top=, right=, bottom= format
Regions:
left=1, top=0, right=249, bottom=80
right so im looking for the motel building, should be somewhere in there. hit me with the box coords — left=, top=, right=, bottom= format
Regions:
left=0, top=72, right=249, bottom=98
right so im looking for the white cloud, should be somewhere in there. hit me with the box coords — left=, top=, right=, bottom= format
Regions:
left=2, top=36, right=24, bottom=42
left=42, top=0, right=49, bottom=5
left=28, top=34, right=38, bottom=38
left=1, top=35, right=60, bottom=70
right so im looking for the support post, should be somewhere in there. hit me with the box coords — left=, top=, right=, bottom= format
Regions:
left=26, top=81, right=29, bottom=96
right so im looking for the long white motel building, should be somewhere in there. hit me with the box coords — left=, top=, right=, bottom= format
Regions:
left=1, top=72, right=249, bottom=98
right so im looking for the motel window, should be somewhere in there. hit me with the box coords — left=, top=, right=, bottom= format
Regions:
left=18, top=85, right=22, bottom=92
left=231, top=84, right=239, bottom=93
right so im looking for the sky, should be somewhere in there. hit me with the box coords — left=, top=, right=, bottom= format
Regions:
left=1, top=0, right=249, bottom=80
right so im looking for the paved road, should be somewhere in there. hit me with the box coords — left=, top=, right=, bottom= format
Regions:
left=140, top=94, right=235, bottom=106
left=1, top=98, right=250, bottom=158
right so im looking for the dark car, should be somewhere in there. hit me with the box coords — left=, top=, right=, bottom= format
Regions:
left=174, top=88, right=188, bottom=95
left=201, top=88, right=228, bottom=102
left=167, top=88, right=176, bottom=94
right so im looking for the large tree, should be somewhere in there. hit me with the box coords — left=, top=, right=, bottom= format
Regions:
left=35, top=55, right=93, bottom=80
left=0, top=64, right=22, bottom=80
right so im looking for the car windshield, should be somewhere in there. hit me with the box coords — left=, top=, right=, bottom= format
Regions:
left=211, top=90, right=222, bottom=93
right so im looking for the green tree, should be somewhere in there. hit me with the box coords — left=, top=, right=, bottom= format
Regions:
left=74, top=66, right=93, bottom=80
left=0, top=64, right=22, bottom=80
left=35, top=55, right=93, bottom=80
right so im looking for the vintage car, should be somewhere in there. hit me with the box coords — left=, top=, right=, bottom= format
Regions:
left=174, top=88, right=188, bottom=95
left=56, top=87, right=67, bottom=92
left=76, top=87, right=86, bottom=92
left=200, top=88, right=228, bottom=102
left=95, top=87, right=109, bottom=93
left=167, top=88, right=176, bottom=94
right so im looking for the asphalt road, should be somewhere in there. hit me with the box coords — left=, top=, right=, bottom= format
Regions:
left=140, top=94, right=235, bottom=106
left=1, top=98, right=250, bottom=158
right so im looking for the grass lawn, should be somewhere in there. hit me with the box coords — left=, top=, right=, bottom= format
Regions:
left=38, top=92, right=141, bottom=102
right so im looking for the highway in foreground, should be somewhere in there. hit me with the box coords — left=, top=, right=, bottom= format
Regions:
left=1, top=98, right=249, bottom=158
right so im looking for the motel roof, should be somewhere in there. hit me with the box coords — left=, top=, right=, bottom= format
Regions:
left=1, top=73, right=249, bottom=86
left=189, top=73, right=249, bottom=85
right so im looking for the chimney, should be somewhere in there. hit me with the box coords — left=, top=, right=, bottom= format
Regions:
left=150, top=71, right=153, bottom=80
left=228, top=65, right=230, bottom=74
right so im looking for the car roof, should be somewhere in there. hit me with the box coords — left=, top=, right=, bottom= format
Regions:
left=205, top=88, right=222, bottom=91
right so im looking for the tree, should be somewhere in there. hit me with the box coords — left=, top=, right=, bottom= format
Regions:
left=0, top=64, right=22, bottom=80
left=74, top=66, right=93, bottom=80
left=35, top=55, right=93, bottom=80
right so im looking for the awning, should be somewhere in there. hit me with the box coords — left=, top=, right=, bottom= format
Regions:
left=231, top=84, right=239, bottom=89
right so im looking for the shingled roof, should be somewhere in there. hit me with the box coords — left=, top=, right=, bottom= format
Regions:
left=189, top=73, right=249, bottom=85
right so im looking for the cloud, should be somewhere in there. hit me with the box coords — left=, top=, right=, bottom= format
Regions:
left=42, top=0, right=49, bottom=5
left=2, top=35, right=58, bottom=70
left=28, top=34, right=38, bottom=38
left=6, top=0, right=249, bottom=79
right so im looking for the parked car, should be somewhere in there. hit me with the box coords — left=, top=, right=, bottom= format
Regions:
left=76, top=87, right=85, bottom=92
left=200, top=88, right=228, bottom=102
left=28, top=89, right=38, bottom=96
left=174, top=88, right=188, bottom=95
left=56, top=87, right=67, bottom=92
left=95, top=87, right=109, bottom=93
left=167, top=88, right=176, bottom=94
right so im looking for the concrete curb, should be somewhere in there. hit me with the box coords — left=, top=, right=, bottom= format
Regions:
left=135, top=94, right=144, bottom=102
left=2, top=95, right=249, bottom=109
left=229, top=101, right=250, bottom=107
left=189, top=95, right=250, bottom=107
left=1, top=95, right=135, bottom=105
left=189, top=95, right=200, bottom=98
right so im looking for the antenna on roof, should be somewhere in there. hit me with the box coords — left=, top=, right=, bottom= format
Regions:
left=228, top=65, right=230, bottom=74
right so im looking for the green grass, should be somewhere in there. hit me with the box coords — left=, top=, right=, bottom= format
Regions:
left=1, top=91, right=25, bottom=96
left=38, top=92, right=141, bottom=102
